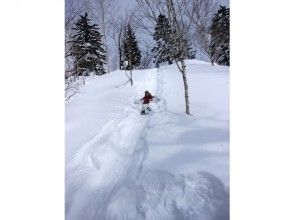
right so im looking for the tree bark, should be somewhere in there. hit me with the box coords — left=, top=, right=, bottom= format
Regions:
left=124, top=67, right=133, bottom=86
left=180, top=60, right=190, bottom=114
left=130, top=69, right=133, bottom=86
left=118, top=29, right=122, bottom=70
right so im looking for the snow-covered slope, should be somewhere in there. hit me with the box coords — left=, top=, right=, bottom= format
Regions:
left=65, top=60, right=229, bottom=220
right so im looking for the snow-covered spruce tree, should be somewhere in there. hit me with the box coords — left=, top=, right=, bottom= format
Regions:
left=209, top=5, right=230, bottom=66
left=152, top=14, right=195, bottom=65
left=152, top=14, right=174, bottom=67
left=122, top=25, right=141, bottom=70
left=70, top=13, right=106, bottom=76
left=122, top=25, right=141, bottom=86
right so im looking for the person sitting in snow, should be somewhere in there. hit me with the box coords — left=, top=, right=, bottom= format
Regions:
left=140, top=91, right=155, bottom=114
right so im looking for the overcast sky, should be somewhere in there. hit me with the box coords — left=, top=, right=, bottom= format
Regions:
left=66, top=0, right=229, bottom=11
left=116, top=0, right=229, bottom=10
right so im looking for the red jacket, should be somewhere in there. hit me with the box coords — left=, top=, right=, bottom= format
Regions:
left=141, top=94, right=153, bottom=104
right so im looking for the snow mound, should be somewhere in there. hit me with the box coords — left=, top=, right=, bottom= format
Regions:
left=107, top=170, right=229, bottom=220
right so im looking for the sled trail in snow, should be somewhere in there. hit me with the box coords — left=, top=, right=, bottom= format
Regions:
left=66, top=61, right=229, bottom=220
left=66, top=69, right=162, bottom=220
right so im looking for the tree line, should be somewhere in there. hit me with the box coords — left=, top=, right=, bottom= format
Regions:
left=65, top=0, right=229, bottom=114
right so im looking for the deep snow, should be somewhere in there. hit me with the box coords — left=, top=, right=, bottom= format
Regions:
left=65, top=60, right=229, bottom=220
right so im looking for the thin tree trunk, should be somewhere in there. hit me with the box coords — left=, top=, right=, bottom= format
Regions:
left=130, top=69, right=133, bottom=86
left=103, top=19, right=110, bottom=73
left=118, top=27, right=123, bottom=70
left=124, top=68, right=133, bottom=86
left=118, top=41, right=122, bottom=70
left=104, top=38, right=110, bottom=73
left=119, top=47, right=122, bottom=70
left=102, top=19, right=110, bottom=73
left=166, top=0, right=191, bottom=115
left=180, top=60, right=190, bottom=115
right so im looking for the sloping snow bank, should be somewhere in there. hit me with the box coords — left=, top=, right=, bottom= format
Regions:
left=107, top=170, right=229, bottom=220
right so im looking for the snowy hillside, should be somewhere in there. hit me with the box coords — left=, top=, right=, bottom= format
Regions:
left=65, top=60, right=229, bottom=220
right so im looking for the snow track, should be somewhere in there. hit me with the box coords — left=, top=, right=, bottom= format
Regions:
left=66, top=61, right=229, bottom=220
left=66, top=69, right=162, bottom=220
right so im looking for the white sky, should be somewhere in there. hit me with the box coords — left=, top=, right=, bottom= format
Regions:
left=117, top=0, right=229, bottom=9
left=66, top=0, right=229, bottom=11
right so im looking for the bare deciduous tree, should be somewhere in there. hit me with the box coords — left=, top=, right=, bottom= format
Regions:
left=182, top=0, right=217, bottom=61
left=166, top=0, right=191, bottom=115
left=90, top=0, right=116, bottom=73
left=109, top=9, right=135, bottom=70
left=133, top=0, right=166, bottom=36
left=139, top=44, right=154, bottom=69
left=133, top=0, right=192, bottom=114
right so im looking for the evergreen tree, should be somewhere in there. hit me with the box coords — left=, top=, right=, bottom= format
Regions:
left=152, top=14, right=174, bottom=67
left=122, top=25, right=141, bottom=70
left=70, top=13, right=106, bottom=76
left=209, top=6, right=230, bottom=66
